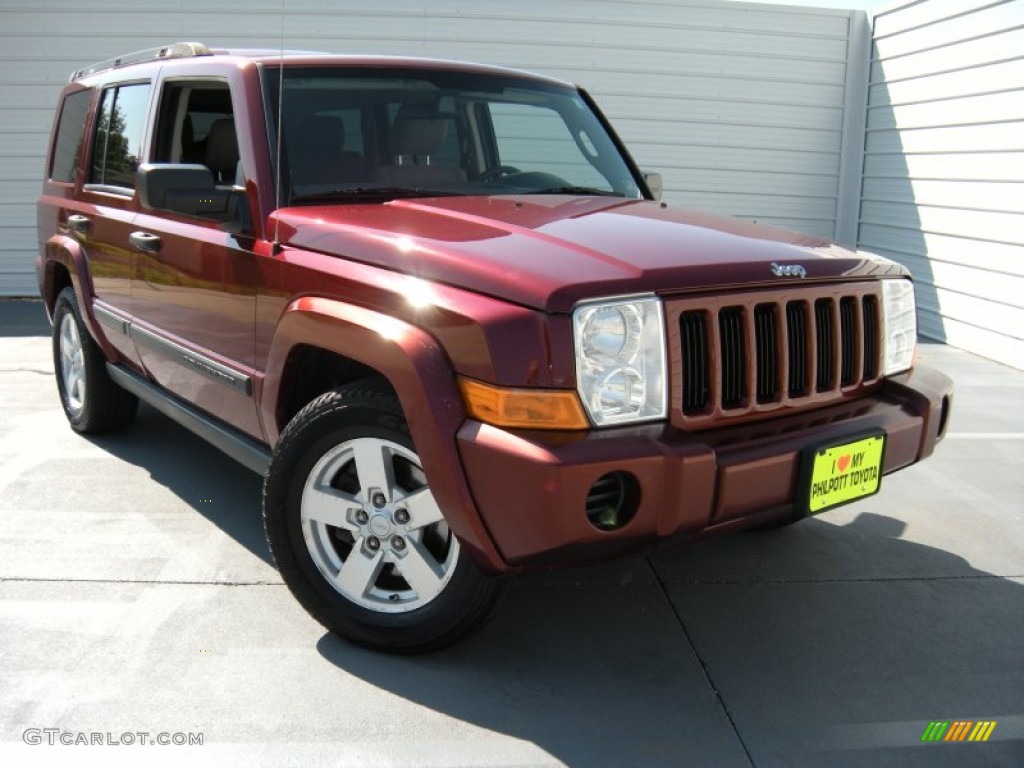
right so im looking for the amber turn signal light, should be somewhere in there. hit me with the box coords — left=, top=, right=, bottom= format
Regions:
left=459, top=378, right=589, bottom=430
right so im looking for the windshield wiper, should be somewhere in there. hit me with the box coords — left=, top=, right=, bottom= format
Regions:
left=290, top=186, right=460, bottom=203
left=530, top=186, right=621, bottom=197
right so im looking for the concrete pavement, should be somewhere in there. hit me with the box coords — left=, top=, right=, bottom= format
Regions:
left=1, top=299, right=1022, bottom=767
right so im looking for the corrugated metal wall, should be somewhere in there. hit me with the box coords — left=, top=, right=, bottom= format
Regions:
left=858, top=0, right=1024, bottom=369
left=1, top=0, right=861, bottom=297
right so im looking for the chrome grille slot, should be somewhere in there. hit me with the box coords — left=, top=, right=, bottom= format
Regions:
left=719, top=307, right=746, bottom=409
left=815, top=298, right=835, bottom=392
left=787, top=301, right=809, bottom=397
left=754, top=303, right=778, bottom=403
left=680, top=310, right=709, bottom=413
left=840, top=296, right=857, bottom=386
left=863, top=295, right=879, bottom=380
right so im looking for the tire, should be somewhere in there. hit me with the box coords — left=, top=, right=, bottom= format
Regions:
left=52, top=287, right=138, bottom=434
left=263, top=382, right=501, bottom=653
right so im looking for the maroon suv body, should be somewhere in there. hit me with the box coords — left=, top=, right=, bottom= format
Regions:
left=37, top=44, right=952, bottom=651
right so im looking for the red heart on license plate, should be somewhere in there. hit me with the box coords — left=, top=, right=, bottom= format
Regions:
left=837, top=454, right=851, bottom=472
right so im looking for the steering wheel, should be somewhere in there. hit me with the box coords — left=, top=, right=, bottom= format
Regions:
left=476, top=165, right=522, bottom=183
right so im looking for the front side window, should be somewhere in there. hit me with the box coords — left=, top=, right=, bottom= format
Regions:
left=153, top=81, right=238, bottom=184
left=50, top=89, right=93, bottom=183
left=90, top=83, right=150, bottom=190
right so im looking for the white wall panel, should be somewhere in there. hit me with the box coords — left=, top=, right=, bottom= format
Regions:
left=864, top=123, right=1024, bottom=155
left=0, top=0, right=863, bottom=296
left=858, top=0, right=1024, bottom=370
left=868, top=27, right=1024, bottom=82
left=862, top=151, right=1024, bottom=182
left=868, top=59, right=1024, bottom=107
left=862, top=178, right=1024, bottom=213
left=858, top=226, right=1024, bottom=276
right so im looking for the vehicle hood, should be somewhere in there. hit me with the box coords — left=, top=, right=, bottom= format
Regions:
left=272, top=196, right=905, bottom=312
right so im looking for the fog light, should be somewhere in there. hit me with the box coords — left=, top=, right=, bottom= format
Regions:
left=585, top=471, right=640, bottom=531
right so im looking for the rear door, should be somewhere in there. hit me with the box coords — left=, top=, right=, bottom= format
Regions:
left=76, top=81, right=152, bottom=365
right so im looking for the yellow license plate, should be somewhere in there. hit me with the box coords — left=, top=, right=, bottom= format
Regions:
left=807, top=434, right=885, bottom=514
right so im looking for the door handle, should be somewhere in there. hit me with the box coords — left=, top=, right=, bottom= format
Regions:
left=129, top=231, right=162, bottom=254
left=67, top=214, right=90, bottom=234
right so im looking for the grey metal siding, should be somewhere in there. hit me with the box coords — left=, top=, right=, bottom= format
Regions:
left=1, top=0, right=861, bottom=297
left=858, top=0, right=1024, bottom=369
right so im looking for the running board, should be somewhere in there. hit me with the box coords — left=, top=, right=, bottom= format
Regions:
left=107, top=363, right=271, bottom=476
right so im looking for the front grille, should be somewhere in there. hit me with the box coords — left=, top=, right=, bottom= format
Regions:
left=671, top=285, right=882, bottom=426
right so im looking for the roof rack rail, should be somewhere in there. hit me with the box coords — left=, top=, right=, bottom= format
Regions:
left=70, top=42, right=214, bottom=81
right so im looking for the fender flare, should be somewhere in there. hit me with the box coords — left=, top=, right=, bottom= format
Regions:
left=261, top=296, right=510, bottom=573
left=41, top=235, right=118, bottom=358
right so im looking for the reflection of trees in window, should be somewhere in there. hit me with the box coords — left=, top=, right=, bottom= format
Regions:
left=103, top=102, right=136, bottom=187
left=91, top=90, right=114, bottom=183
left=92, top=84, right=148, bottom=189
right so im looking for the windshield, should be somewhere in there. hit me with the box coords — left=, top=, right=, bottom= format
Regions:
left=263, top=66, right=642, bottom=204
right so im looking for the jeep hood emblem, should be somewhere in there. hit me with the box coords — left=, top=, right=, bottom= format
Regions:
left=771, top=262, right=807, bottom=278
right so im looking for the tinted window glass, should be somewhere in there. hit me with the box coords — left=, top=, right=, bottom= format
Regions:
left=50, top=90, right=92, bottom=182
left=489, top=102, right=608, bottom=189
left=91, top=83, right=150, bottom=189
left=264, top=67, right=640, bottom=203
left=154, top=82, right=234, bottom=167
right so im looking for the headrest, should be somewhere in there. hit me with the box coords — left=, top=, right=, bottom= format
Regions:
left=391, top=106, right=449, bottom=157
left=204, top=118, right=239, bottom=175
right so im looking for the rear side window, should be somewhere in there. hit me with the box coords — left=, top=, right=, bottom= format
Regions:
left=50, top=90, right=92, bottom=183
left=90, top=83, right=151, bottom=190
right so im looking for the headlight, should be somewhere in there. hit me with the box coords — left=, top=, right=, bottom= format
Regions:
left=881, top=279, right=917, bottom=376
left=573, top=296, right=667, bottom=426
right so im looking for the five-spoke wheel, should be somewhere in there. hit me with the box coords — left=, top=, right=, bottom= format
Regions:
left=263, top=382, right=500, bottom=653
left=300, top=436, right=459, bottom=613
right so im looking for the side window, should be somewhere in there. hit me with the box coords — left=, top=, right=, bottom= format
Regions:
left=50, top=90, right=92, bottom=183
left=90, top=83, right=150, bottom=190
left=154, top=82, right=238, bottom=185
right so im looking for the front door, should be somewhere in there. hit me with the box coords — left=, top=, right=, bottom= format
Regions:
left=129, top=79, right=262, bottom=439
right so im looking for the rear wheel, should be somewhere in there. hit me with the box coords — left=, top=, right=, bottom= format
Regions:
left=51, top=287, right=138, bottom=433
left=263, top=382, right=500, bottom=653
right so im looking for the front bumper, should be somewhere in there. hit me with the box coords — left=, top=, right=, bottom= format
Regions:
left=457, top=364, right=952, bottom=570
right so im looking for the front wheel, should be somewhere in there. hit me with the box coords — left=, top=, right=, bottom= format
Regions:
left=263, top=383, right=501, bottom=653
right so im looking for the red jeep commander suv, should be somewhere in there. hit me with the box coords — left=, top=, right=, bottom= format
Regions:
left=37, top=42, right=953, bottom=651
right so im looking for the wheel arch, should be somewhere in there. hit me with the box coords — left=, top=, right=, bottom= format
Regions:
left=262, top=296, right=509, bottom=573
left=40, top=236, right=116, bottom=357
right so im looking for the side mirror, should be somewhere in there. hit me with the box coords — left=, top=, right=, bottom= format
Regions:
left=137, top=164, right=249, bottom=233
left=642, top=171, right=663, bottom=202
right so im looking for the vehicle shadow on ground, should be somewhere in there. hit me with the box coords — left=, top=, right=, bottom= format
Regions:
left=0, top=300, right=272, bottom=566
left=317, top=513, right=1024, bottom=768
left=87, top=403, right=272, bottom=565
